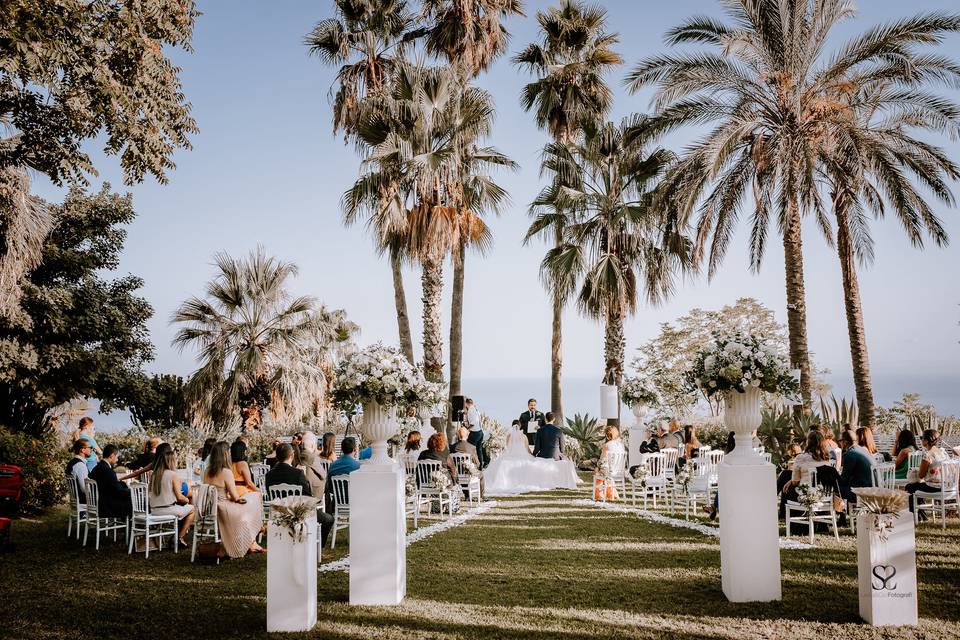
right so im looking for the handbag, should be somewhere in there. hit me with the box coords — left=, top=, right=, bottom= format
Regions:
left=196, top=542, right=223, bottom=565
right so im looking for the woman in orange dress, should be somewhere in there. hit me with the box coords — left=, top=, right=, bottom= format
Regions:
left=230, top=439, right=258, bottom=497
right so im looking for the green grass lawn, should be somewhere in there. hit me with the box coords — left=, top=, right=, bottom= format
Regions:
left=3, top=485, right=959, bottom=640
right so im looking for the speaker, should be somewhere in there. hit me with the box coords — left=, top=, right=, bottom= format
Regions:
left=451, top=395, right=465, bottom=421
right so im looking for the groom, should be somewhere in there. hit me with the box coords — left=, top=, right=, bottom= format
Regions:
left=533, top=412, right=564, bottom=460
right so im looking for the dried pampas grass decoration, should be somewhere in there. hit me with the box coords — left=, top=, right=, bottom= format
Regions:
left=852, top=488, right=908, bottom=515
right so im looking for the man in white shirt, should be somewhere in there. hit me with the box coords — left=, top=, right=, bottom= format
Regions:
left=464, top=398, right=488, bottom=468
left=65, top=439, right=90, bottom=502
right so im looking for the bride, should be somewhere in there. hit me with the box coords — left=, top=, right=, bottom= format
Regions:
left=484, top=422, right=579, bottom=496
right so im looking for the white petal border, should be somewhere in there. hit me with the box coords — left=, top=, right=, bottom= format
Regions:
left=573, top=498, right=813, bottom=550
left=318, top=500, right=499, bottom=573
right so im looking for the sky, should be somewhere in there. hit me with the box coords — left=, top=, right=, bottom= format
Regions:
left=31, top=1, right=960, bottom=412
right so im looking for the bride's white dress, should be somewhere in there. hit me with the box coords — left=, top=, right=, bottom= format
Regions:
left=485, top=427, right=579, bottom=496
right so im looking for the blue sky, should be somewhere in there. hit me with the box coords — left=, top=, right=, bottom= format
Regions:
left=32, top=0, right=960, bottom=393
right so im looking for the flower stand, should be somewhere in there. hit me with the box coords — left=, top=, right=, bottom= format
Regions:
left=267, top=514, right=317, bottom=632
left=349, top=462, right=407, bottom=605
left=856, top=510, right=918, bottom=626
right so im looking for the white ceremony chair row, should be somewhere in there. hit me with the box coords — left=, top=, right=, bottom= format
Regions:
left=330, top=476, right=350, bottom=549
left=785, top=468, right=840, bottom=545
left=871, top=463, right=896, bottom=490
left=912, top=460, right=960, bottom=530
left=414, top=460, right=456, bottom=517
left=127, top=482, right=179, bottom=558
left=249, top=463, right=269, bottom=492
left=628, top=452, right=668, bottom=509
left=82, top=479, right=128, bottom=550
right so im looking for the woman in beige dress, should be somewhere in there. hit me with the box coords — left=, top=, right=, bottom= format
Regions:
left=203, top=441, right=265, bottom=557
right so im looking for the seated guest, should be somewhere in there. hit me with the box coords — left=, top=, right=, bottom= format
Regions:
left=893, top=429, right=917, bottom=480
left=405, top=431, right=423, bottom=462
left=856, top=426, right=879, bottom=457
left=89, top=444, right=132, bottom=518
left=129, top=437, right=161, bottom=472
left=638, top=426, right=662, bottom=454
left=299, top=431, right=327, bottom=498
left=120, top=439, right=169, bottom=482
left=230, top=439, right=258, bottom=497
left=781, top=431, right=838, bottom=508
left=319, top=432, right=337, bottom=463
left=148, top=447, right=195, bottom=546
left=776, top=442, right=804, bottom=494
left=595, top=426, right=625, bottom=501
left=327, top=437, right=361, bottom=479
left=682, top=425, right=700, bottom=462
left=197, top=438, right=216, bottom=477
left=203, top=441, right=264, bottom=557
left=291, top=432, right=305, bottom=448
left=417, top=432, right=460, bottom=512
left=838, top=430, right=873, bottom=504
left=451, top=425, right=485, bottom=499
left=265, top=444, right=312, bottom=497
left=656, top=419, right=684, bottom=451
left=359, top=445, right=373, bottom=461
left=66, top=440, right=91, bottom=502
left=905, top=429, right=949, bottom=519
left=263, top=440, right=282, bottom=469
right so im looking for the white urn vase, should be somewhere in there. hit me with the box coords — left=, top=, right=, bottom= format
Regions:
left=418, top=407, right=437, bottom=442
left=723, top=386, right=764, bottom=464
left=631, top=403, right=648, bottom=428
left=361, top=399, right=399, bottom=466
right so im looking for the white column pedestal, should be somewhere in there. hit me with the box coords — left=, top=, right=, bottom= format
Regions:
left=628, top=428, right=646, bottom=468
left=719, top=460, right=781, bottom=602
left=857, top=511, right=918, bottom=626
left=267, top=515, right=317, bottom=632
left=349, top=463, right=406, bottom=606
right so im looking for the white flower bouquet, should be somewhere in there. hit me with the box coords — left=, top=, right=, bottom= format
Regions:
left=405, top=476, right=417, bottom=498
left=673, top=465, right=692, bottom=494
left=796, top=484, right=824, bottom=509
left=686, top=332, right=800, bottom=400
left=621, top=377, right=658, bottom=407
left=430, top=469, right=452, bottom=491
left=462, top=459, right=481, bottom=479
left=632, top=463, right=650, bottom=484
left=330, top=343, right=446, bottom=413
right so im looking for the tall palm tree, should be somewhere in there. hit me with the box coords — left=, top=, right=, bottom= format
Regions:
left=816, top=49, right=960, bottom=426
left=514, top=0, right=621, bottom=420
left=0, top=166, right=51, bottom=318
left=307, top=0, right=423, bottom=363
left=347, top=64, right=511, bottom=386
left=421, top=0, right=522, bottom=414
left=532, top=116, right=688, bottom=396
left=172, top=247, right=356, bottom=433
left=626, top=1, right=960, bottom=414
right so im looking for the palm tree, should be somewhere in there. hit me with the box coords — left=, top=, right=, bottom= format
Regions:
left=0, top=166, right=51, bottom=318
left=172, top=247, right=356, bottom=433
left=514, top=0, right=622, bottom=420
left=626, top=1, right=960, bottom=414
left=532, top=116, right=688, bottom=397
left=817, top=49, right=960, bottom=426
left=307, top=0, right=422, bottom=363
left=420, top=0, right=522, bottom=414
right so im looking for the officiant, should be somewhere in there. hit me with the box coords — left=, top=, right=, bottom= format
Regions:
left=519, top=398, right=545, bottom=446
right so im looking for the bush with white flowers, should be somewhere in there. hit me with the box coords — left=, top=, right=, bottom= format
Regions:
left=621, top=377, right=658, bottom=407
left=686, top=332, right=800, bottom=400
left=330, top=343, right=446, bottom=413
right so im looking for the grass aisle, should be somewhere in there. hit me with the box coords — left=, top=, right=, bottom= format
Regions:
left=4, top=489, right=959, bottom=639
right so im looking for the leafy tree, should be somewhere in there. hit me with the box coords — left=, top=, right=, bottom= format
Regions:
left=0, top=186, right=154, bottom=435
left=0, top=0, right=198, bottom=317
left=514, top=0, right=622, bottom=420
left=129, top=374, right=188, bottom=431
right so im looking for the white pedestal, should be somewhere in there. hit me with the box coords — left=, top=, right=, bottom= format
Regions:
left=857, top=511, right=918, bottom=626
left=719, top=460, right=781, bottom=602
left=267, top=515, right=317, bottom=632
left=349, top=464, right=406, bottom=606
left=628, top=428, right=645, bottom=468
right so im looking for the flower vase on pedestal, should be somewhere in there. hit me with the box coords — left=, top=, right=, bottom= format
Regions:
left=856, top=507, right=917, bottom=626
left=350, top=398, right=406, bottom=606
left=267, top=513, right=318, bottom=632
left=627, top=404, right=648, bottom=468
left=718, top=386, right=781, bottom=602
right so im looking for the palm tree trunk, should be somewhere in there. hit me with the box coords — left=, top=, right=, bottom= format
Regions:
left=421, top=255, right=445, bottom=384
left=391, top=248, right=415, bottom=364
left=834, top=196, right=876, bottom=427
left=783, top=196, right=813, bottom=416
left=603, top=302, right=625, bottom=427
left=551, top=276, right=563, bottom=421
left=449, top=241, right=465, bottom=419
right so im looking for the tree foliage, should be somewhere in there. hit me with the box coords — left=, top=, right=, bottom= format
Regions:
left=0, top=186, right=154, bottom=435
left=128, top=373, right=188, bottom=431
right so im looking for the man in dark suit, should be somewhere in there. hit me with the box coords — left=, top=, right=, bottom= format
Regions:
left=533, top=412, right=564, bottom=460
left=89, top=444, right=131, bottom=518
left=519, top=398, right=545, bottom=446
left=266, top=444, right=335, bottom=547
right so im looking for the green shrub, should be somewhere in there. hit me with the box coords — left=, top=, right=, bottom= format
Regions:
left=561, top=414, right=604, bottom=462
left=0, top=427, right=70, bottom=513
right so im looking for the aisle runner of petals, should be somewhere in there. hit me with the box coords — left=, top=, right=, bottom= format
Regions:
left=573, top=499, right=813, bottom=550
left=318, top=500, right=499, bottom=573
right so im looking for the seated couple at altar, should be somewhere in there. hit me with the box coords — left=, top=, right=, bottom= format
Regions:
left=485, top=410, right=579, bottom=496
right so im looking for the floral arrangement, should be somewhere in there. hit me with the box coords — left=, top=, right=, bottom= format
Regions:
left=405, top=476, right=417, bottom=498
left=673, top=465, right=692, bottom=494
left=269, top=496, right=319, bottom=543
left=330, top=343, right=446, bottom=414
left=482, top=414, right=508, bottom=460
left=596, top=460, right=613, bottom=482
left=632, top=463, right=650, bottom=484
left=685, top=332, right=800, bottom=400
left=462, top=459, right=481, bottom=479
left=853, top=487, right=908, bottom=542
left=796, top=484, right=824, bottom=509
left=430, top=469, right=452, bottom=492
left=621, top=377, right=659, bottom=407
left=388, top=415, right=424, bottom=448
